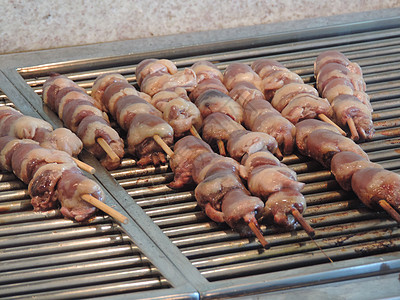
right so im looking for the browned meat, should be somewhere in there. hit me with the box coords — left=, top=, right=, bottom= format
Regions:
left=42, top=73, right=86, bottom=112
left=57, top=167, right=104, bottom=222
left=189, top=78, right=229, bottom=101
left=316, top=62, right=366, bottom=93
left=0, top=106, right=82, bottom=156
left=195, top=89, right=244, bottom=123
left=280, top=93, right=333, bottom=124
left=42, top=74, right=125, bottom=170
left=295, top=119, right=342, bottom=155
left=140, top=68, right=197, bottom=96
left=151, top=90, right=202, bottom=138
left=0, top=136, right=103, bottom=222
left=331, top=151, right=382, bottom=191
left=321, top=77, right=371, bottom=110
left=201, top=112, right=245, bottom=145
left=240, top=150, right=281, bottom=180
left=251, top=59, right=304, bottom=100
left=221, top=188, right=264, bottom=236
left=195, top=170, right=244, bottom=221
left=226, top=129, right=278, bottom=161
left=115, top=95, right=162, bottom=131
left=271, top=83, right=319, bottom=112
left=0, top=137, right=37, bottom=171
left=314, top=51, right=373, bottom=141
left=102, top=81, right=150, bottom=116
left=127, top=114, right=174, bottom=166
left=93, top=72, right=176, bottom=166
left=192, top=152, right=240, bottom=184
left=29, top=163, right=75, bottom=211
left=251, top=59, right=286, bottom=79
left=314, top=50, right=363, bottom=77
left=76, top=115, right=124, bottom=170
left=331, top=94, right=374, bottom=140
left=243, top=99, right=277, bottom=129
left=251, top=112, right=296, bottom=155
left=351, top=168, right=400, bottom=210
left=304, top=129, right=368, bottom=168
left=135, top=58, right=178, bottom=86
left=223, top=63, right=262, bottom=91
left=229, top=81, right=266, bottom=107
left=260, top=69, right=304, bottom=101
left=191, top=60, right=223, bottom=84
left=247, top=165, right=304, bottom=199
left=91, top=73, right=127, bottom=110
left=169, top=135, right=213, bottom=188
left=264, top=189, right=306, bottom=228
left=242, top=99, right=296, bottom=155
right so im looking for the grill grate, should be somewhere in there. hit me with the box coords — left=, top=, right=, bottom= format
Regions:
left=1, top=13, right=400, bottom=298
left=0, top=94, right=189, bottom=299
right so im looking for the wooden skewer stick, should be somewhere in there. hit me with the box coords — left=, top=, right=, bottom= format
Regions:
left=217, top=139, right=226, bottom=156
left=153, top=134, right=174, bottom=157
left=190, top=126, right=202, bottom=140
left=379, top=200, right=400, bottom=224
left=318, top=114, right=346, bottom=136
left=72, top=158, right=96, bottom=174
left=358, top=127, right=367, bottom=141
left=275, top=147, right=284, bottom=161
left=291, top=208, right=333, bottom=263
left=97, top=138, right=119, bottom=161
left=247, top=220, right=269, bottom=249
left=347, top=118, right=359, bottom=141
left=291, top=208, right=315, bottom=237
left=81, top=194, right=128, bottom=224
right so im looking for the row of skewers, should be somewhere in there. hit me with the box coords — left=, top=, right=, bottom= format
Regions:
left=0, top=105, right=127, bottom=223
left=4, top=49, right=399, bottom=252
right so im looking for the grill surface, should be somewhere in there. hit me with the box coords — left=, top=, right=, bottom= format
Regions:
left=1, top=9, right=400, bottom=299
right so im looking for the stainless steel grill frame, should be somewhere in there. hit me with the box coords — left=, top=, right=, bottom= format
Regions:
left=1, top=8, right=400, bottom=299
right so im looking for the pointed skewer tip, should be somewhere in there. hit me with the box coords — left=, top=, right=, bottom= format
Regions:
left=379, top=200, right=400, bottom=224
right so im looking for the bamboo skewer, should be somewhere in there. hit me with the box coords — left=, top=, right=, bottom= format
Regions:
left=72, top=158, right=96, bottom=174
left=81, top=194, right=128, bottom=224
left=151, top=134, right=270, bottom=248
left=347, top=118, right=359, bottom=141
left=379, top=200, right=400, bottom=224
left=153, top=134, right=174, bottom=157
left=217, top=139, right=226, bottom=156
left=190, top=126, right=202, bottom=140
left=275, top=147, right=283, bottom=161
left=308, top=233, right=334, bottom=264
left=247, top=220, right=269, bottom=249
left=291, top=208, right=315, bottom=237
left=318, top=114, right=346, bottom=136
left=291, top=207, right=333, bottom=263
left=97, top=137, right=119, bottom=161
